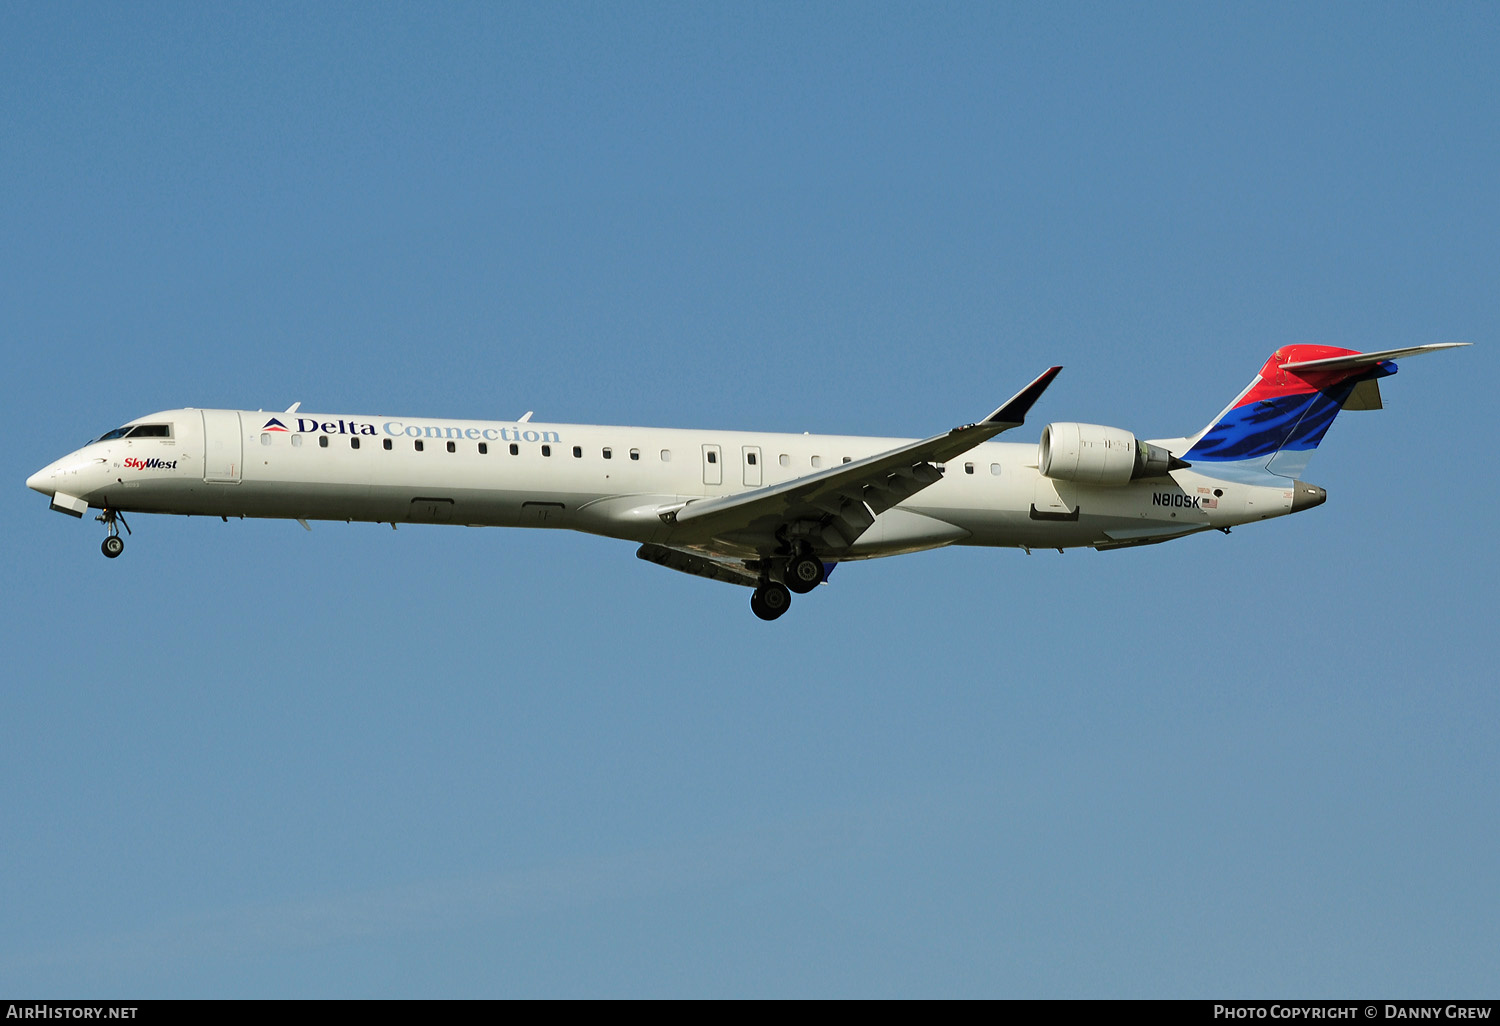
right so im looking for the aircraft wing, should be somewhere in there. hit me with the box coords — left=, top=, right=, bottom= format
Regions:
left=663, top=367, right=1061, bottom=555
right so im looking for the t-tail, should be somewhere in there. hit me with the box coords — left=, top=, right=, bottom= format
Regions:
left=1176, top=343, right=1470, bottom=484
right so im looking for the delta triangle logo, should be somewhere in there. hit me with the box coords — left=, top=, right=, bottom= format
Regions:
left=263, top=417, right=291, bottom=432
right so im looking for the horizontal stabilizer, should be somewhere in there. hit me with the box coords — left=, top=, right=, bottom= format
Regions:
left=1280, top=342, right=1470, bottom=373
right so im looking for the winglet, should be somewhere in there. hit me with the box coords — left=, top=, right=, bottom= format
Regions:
left=983, top=367, right=1062, bottom=426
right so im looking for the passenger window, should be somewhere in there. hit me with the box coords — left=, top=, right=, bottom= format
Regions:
left=990, top=463, right=1001, bottom=476
left=415, top=440, right=424, bottom=452
left=660, top=449, right=672, bottom=461
left=707, top=451, right=717, bottom=464
left=603, top=447, right=612, bottom=459
left=779, top=454, right=790, bottom=467
left=351, top=437, right=360, bottom=450
left=630, top=449, right=640, bottom=461
left=478, top=442, right=488, bottom=455
left=260, top=433, right=271, bottom=446
left=291, top=434, right=303, bottom=448
left=964, top=462, right=974, bottom=474
left=573, top=446, right=582, bottom=458
left=319, top=436, right=328, bottom=448
left=383, top=438, right=393, bottom=450
left=542, top=445, right=551, bottom=457
left=509, top=443, right=519, bottom=455
left=446, top=441, right=456, bottom=453
left=811, top=456, right=823, bottom=468
left=747, top=452, right=757, bottom=465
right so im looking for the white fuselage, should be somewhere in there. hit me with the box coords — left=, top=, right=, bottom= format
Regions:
left=28, top=408, right=1300, bottom=558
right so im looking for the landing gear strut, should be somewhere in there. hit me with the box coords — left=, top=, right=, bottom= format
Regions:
left=750, top=581, right=792, bottom=621
left=97, top=508, right=130, bottom=558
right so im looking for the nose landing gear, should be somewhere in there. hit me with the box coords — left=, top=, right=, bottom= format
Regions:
left=96, top=508, right=131, bottom=558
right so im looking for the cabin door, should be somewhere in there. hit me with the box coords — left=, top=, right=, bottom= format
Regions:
left=201, top=410, right=243, bottom=484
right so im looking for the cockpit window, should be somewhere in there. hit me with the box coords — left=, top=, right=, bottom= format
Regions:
left=90, top=423, right=173, bottom=444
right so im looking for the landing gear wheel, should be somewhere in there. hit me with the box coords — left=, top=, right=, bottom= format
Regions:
left=96, top=508, right=131, bottom=557
left=784, top=554, right=825, bottom=594
left=750, top=582, right=792, bottom=621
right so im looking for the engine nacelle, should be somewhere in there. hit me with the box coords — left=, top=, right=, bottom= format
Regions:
left=1038, top=422, right=1174, bottom=486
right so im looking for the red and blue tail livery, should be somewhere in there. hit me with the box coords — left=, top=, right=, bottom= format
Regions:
left=1181, top=344, right=1466, bottom=482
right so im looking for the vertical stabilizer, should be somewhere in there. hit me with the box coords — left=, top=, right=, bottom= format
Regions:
left=1181, top=343, right=1466, bottom=482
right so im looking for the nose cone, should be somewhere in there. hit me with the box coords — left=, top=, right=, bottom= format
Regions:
left=27, top=464, right=55, bottom=495
left=1290, top=481, right=1327, bottom=512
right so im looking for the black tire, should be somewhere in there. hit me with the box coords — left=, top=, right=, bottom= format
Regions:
left=101, top=536, right=124, bottom=558
left=785, top=554, right=824, bottom=594
left=750, top=582, right=792, bottom=621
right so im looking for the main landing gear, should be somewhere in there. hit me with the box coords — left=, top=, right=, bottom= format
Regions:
left=97, top=508, right=130, bottom=558
left=784, top=553, right=825, bottom=594
left=749, top=551, right=828, bottom=620
left=750, top=581, right=792, bottom=621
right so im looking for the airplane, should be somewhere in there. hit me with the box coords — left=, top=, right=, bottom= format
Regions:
left=26, top=343, right=1467, bottom=620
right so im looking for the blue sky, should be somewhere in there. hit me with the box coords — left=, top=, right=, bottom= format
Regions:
left=3, top=2, right=1496, bottom=997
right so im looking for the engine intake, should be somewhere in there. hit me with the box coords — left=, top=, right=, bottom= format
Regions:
left=1038, top=422, right=1176, bottom=486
